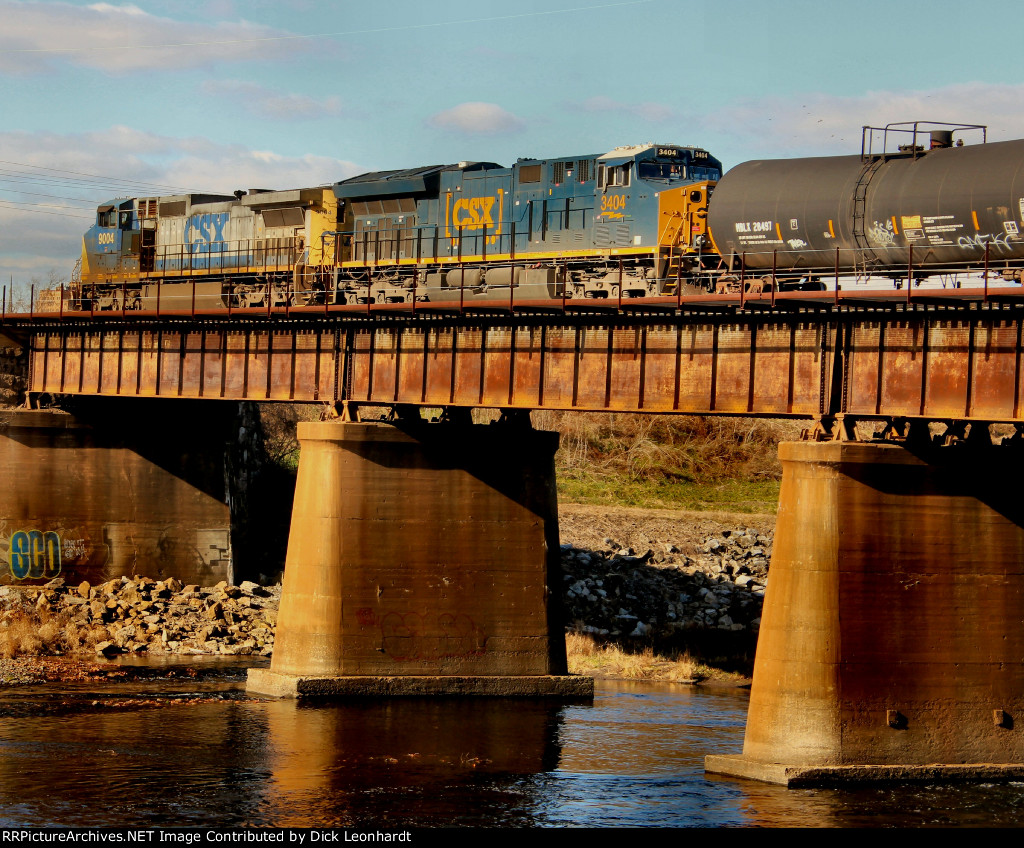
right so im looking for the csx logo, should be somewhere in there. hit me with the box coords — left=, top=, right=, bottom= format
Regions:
left=185, top=212, right=229, bottom=251
left=451, top=196, right=497, bottom=230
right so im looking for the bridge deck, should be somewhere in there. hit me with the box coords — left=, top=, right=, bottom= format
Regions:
left=9, top=290, right=1024, bottom=423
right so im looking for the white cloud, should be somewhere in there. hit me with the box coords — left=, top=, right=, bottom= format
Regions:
left=0, top=127, right=363, bottom=287
left=702, top=83, right=1024, bottom=160
left=427, top=102, right=525, bottom=135
left=200, top=80, right=343, bottom=120
left=0, top=0, right=307, bottom=73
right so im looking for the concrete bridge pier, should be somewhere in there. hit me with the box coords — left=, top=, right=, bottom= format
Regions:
left=706, top=440, right=1024, bottom=786
left=246, top=418, right=592, bottom=698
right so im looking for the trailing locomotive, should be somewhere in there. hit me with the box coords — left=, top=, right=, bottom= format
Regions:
left=79, top=186, right=341, bottom=310
left=68, top=123, right=1024, bottom=312
left=74, top=143, right=722, bottom=310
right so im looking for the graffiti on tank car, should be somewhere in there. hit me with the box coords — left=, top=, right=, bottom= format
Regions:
left=867, top=220, right=896, bottom=248
left=9, top=530, right=62, bottom=580
left=185, top=213, right=229, bottom=253
left=957, top=232, right=1015, bottom=253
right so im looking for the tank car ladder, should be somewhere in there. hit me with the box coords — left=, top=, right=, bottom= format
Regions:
left=851, top=154, right=887, bottom=276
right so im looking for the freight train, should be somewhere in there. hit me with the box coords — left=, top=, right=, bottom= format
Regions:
left=66, top=123, right=1024, bottom=311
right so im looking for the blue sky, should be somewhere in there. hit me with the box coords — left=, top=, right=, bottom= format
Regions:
left=1, top=0, right=1023, bottom=286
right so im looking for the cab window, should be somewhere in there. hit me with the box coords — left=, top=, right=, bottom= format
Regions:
left=609, top=163, right=631, bottom=187
left=638, top=162, right=684, bottom=181
left=97, top=209, right=115, bottom=227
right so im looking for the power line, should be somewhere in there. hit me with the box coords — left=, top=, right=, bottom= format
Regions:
left=0, top=160, right=196, bottom=194
left=0, top=187, right=100, bottom=206
left=0, top=201, right=94, bottom=220
left=1, top=1, right=654, bottom=53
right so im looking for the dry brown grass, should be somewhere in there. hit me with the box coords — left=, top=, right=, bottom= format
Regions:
left=565, top=631, right=719, bottom=683
left=532, top=411, right=800, bottom=511
left=257, top=403, right=329, bottom=470
left=536, top=412, right=800, bottom=484
left=0, top=606, right=107, bottom=658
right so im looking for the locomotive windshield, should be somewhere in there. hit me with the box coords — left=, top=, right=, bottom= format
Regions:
left=689, top=165, right=721, bottom=181
left=638, top=162, right=685, bottom=181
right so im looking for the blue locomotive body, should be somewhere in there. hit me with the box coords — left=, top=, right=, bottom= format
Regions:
left=333, top=143, right=722, bottom=301
left=75, top=143, right=722, bottom=309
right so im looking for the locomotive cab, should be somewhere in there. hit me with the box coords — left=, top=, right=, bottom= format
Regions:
left=80, top=198, right=142, bottom=293
left=627, top=146, right=722, bottom=291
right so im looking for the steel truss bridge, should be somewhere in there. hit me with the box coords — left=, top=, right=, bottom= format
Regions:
left=7, top=286, right=1024, bottom=439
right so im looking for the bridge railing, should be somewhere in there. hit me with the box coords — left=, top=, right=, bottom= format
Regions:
left=10, top=237, right=1024, bottom=320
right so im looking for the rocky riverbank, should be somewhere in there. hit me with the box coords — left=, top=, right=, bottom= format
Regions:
left=559, top=523, right=772, bottom=644
left=0, top=508, right=774, bottom=679
left=0, top=577, right=280, bottom=662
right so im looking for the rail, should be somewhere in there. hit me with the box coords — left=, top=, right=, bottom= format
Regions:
left=8, top=241, right=1024, bottom=323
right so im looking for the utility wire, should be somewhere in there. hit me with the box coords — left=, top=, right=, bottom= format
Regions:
left=1, top=1, right=654, bottom=53
left=0, top=201, right=94, bottom=219
left=0, top=187, right=100, bottom=206
left=0, top=160, right=196, bottom=193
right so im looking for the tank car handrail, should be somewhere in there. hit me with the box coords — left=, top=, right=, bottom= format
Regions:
left=861, top=121, right=987, bottom=161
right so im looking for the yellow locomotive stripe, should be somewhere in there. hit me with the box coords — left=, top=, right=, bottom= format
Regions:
left=828, top=219, right=835, bottom=238
left=972, top=210, right=980, bottom=231
left=775, top=223, right=782, bottom=241
left=339, top=247, right=660, bottom=268
left=891, top=216, right=899, bottom=235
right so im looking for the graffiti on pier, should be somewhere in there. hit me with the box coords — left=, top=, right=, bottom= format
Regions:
left=6, top=529, right=88, bottom=580
left=355, top=607, right=487, bottom=662
left=9, top=530, right=62, bottom=580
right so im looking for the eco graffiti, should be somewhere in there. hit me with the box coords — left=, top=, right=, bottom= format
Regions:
left=9, top=530, right=62, bottom=580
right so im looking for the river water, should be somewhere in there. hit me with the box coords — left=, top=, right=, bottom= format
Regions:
left=0, top=664, right=1021, bottom=828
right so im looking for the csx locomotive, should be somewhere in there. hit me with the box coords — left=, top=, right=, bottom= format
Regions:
left=72, top=124, right=1024, bottom=310
left=76, top=143, right=722, bottom=310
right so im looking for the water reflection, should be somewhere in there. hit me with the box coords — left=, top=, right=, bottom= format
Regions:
left=255, top=698, right=567, bottom=827
left=0, top=675, right=1022, bottom=827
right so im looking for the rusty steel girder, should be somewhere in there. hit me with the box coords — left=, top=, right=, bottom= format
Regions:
left=19, top=303, right=1024, bottom=422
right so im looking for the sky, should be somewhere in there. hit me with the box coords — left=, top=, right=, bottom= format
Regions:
left=1, top=0, right=1024, bottom=288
